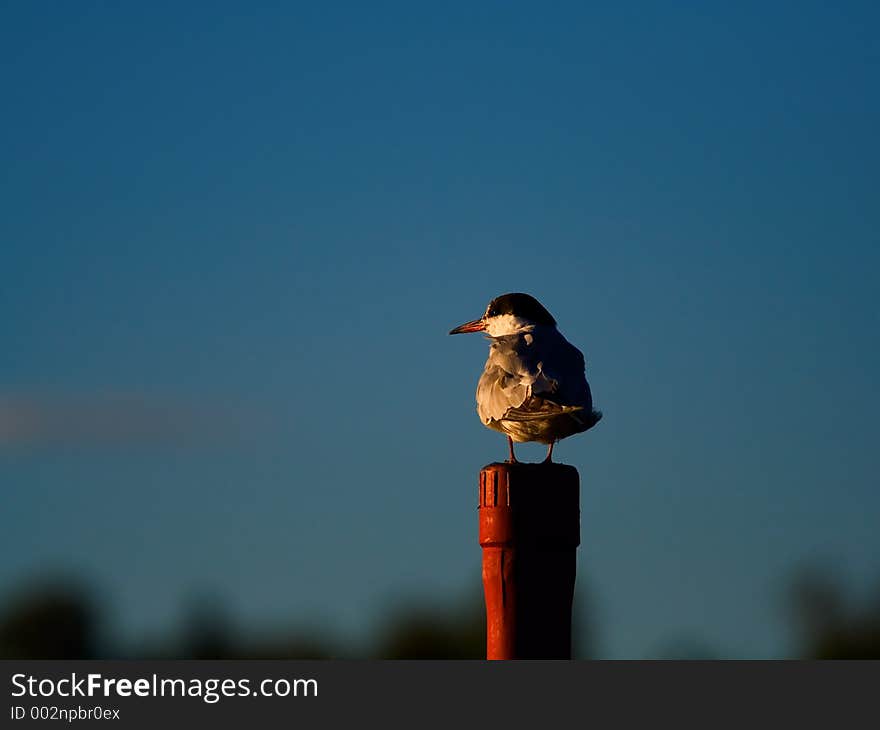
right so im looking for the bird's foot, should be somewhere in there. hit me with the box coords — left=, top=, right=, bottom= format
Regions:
left=507, top=436, right=519, bottom=464
left=542, top=441, right=555, bottom=464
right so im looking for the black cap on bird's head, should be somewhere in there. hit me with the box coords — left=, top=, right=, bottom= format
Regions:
left=484, top=293, right=556, bottom=326
left=449, top=292, right=556, bottom=335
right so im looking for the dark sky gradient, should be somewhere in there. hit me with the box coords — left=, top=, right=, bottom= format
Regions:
left=2, top=1, right=878, bottom=657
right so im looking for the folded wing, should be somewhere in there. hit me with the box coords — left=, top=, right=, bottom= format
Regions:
left=476, top=328, right=596, bottom=425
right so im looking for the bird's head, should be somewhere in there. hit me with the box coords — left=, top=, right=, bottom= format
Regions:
left=449, top=293, right=557, bottom=337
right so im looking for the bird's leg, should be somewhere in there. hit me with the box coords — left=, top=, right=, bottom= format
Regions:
left=543, top=441, right=555, bottom=464
left=507, top=436, right=519, bottom=463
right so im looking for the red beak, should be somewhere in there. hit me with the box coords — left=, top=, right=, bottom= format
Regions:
left=449, top=318, right=486, bottom=335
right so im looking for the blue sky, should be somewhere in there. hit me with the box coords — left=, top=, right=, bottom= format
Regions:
left=2, top=1, right=878, bottom=657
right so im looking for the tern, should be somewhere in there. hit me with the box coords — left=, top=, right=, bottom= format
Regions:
left=450, top=293, right=602, bottom=463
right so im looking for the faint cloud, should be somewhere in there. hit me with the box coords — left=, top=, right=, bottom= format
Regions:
left=0, top=392, right=256, bottom=449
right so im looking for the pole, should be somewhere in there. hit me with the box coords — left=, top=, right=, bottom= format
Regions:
left=479, top=461, right=580, bottom=659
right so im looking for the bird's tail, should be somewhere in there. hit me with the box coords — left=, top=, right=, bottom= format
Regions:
left=504, top=403, right=584, bottom=421
left=576, top=409, right=603, bottom=430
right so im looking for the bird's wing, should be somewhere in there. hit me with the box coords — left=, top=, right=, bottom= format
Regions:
left=533, top=333, right=602, bottom=429
left=530, top=332, right=587, bottom=402
left=476, top=329, right=594, bottom=423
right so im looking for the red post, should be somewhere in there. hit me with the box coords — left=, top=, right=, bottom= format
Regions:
left=479, top=462, right=580, bottom=659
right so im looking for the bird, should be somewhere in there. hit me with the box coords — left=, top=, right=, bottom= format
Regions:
left=449, top=292, right=602, bottom=463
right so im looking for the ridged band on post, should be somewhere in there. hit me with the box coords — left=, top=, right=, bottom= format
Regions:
left=479, top=462, right=580, bottom=659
